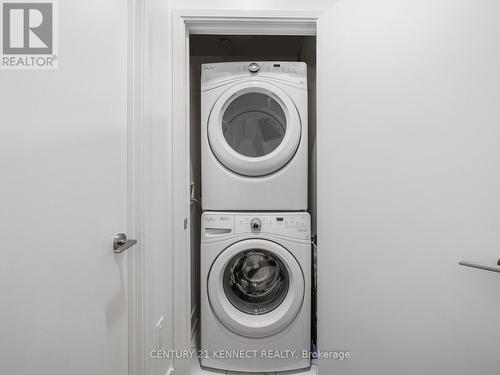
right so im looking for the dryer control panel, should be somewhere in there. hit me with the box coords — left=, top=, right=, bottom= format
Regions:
left=202, top=212, right=310, bottom=240
left=201, top=61, right=307, bottom=89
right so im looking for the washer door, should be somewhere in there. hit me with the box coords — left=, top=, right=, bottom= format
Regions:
left=208, top=82, right=302, bottom=177
left=207, top=239, right=304, bottom=338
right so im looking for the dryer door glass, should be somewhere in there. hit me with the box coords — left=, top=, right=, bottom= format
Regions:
left=223, top=249, right=289, bottom=315
left=222, top=93, right=287, bottom=157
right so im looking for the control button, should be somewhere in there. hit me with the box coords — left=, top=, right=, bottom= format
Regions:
left=248, top=62, right=260, bottom=73
left=250, top=218, right=262, bottom=232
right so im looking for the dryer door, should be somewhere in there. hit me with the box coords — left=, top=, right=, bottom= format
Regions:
left=207, top=82, right=302, bottom=177
left=207, top=239, right=304, bottom=338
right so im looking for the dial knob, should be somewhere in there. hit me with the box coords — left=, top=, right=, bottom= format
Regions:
left=248, top=62, right=260, bottom=73
left=250, top=218, right=262, bottom=232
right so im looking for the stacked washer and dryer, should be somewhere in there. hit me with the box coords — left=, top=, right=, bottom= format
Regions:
left=200, top=61, right=311, bottom=374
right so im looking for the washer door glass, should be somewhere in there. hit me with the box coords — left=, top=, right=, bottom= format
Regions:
left=207, top=238, right=305, bottom=338
left=223, top=249, right=289, bottom=315
left=222, top=93, right=287, bottom=158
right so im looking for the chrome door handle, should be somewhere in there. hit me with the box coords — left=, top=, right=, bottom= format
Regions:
left=113, top=233, right=137, bottom=253
left=459, top=259, right=500, bottom=274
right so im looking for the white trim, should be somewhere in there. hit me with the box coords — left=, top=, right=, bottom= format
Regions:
left=172, top=11, right=192, bottom=375
left=171, top=9, right=319, bottom=374
left=177, top=9, right=320, bottom=35
left=127, top=0, right=145, bottom=374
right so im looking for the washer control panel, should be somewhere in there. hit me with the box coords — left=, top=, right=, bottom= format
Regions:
left=248, top=62, right=260, bottom=73
left=250, top=218, right=262, bottom=232
left=202, top=212, right=310, bottom=240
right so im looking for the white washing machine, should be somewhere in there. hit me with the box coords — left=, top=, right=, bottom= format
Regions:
left=200, top=212, right=311, bottom=373
left=201, top=62, right=308, bottom=211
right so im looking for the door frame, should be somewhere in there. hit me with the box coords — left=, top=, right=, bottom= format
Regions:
left=128, top=0, right=145, bottom=374
left=171, top=9, right=321, bottom=374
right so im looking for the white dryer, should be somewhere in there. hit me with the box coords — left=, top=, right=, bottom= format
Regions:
left=201, top=62, right=308, bottom=211
left=200, top=212, right=311, bottom=373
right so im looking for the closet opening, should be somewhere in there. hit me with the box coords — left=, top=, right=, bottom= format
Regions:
left=188, top=33, right=317, bottom=374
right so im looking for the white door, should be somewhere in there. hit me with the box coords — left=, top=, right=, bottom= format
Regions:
left=318, top=1, right=500, bottom=374
left=0, top=1, right=131, bottom=374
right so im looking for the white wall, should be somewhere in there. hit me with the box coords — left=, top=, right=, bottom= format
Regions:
left=168, top=0, right=333, bottom=11
left=318, top=0, right=500, bottom=374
